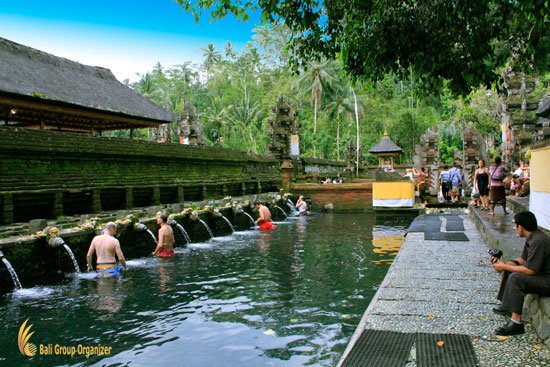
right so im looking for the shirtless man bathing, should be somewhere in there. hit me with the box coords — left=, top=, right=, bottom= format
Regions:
left=86, top=222, right=127, bottom=277
left=153, top=214, right=175, bottom=257
left=254, top=202, right=278, bottom=231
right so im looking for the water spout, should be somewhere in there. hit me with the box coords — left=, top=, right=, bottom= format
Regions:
left=198, top=219, right=214, bottom=239
left=170, top=220, right=191, bottom=244
left=48, top=237, right=80, bottom=273
left=0, top=251, right=23, bottom=290
left=62, top=244, right=81, bottom=274
left=242, top=212, right=255, bottom=227
left=275, top=206, right=288, bottom=219
left=220, top=215, right=235, bottom=233
left=286, top=199, right=299, bottom=215
left=134, top=223, right=158, bottom=243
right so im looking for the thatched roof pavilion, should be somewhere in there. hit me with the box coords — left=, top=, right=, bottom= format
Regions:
left=368, top=130, right=403, bottom=169
left=0, top=37, right=176, bottom=133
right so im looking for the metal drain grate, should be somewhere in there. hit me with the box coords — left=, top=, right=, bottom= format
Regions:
left=416, top=333, right=477, bottom=367
left=341, top=329, right=414, bottom=367
left=445, top=221, right=465, bottom=231
left=424, top=232, right=469, bottom=241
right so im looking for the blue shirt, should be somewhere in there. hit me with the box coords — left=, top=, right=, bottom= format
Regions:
left=448, top=167, right=462, bottom=185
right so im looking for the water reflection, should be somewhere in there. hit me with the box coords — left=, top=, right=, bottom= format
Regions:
left=88, top=277, right=126, bottom=319
left=0, top=213, right=413, bottom=367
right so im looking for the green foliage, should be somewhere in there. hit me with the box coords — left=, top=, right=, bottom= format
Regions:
left=124, top=21, right=515, bottom=167
left=177, top=0, right=549, bottom=95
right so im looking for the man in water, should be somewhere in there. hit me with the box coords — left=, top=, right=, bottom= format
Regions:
left=153, top=214, right=175, bottom=257
left=254, top=202, right=277, bottom=231
left=296, top=195, right=308, bottom=216
left=86, top=222, right=127, bottom=277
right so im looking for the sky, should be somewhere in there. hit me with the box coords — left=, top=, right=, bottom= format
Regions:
left=0, top=0, right=261, bottom=82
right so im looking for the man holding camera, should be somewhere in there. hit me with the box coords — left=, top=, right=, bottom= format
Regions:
left=490, top=211, right=550, bottom=335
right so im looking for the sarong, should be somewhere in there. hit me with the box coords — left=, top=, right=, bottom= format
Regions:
left=490, top=185, right=506, bottom=204
left=258, top=219, right=278, bottom=231
left=156, top=247, right=175, bottom=258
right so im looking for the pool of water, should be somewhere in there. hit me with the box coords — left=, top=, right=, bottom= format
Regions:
left=0, top=213, right=413, bottom=366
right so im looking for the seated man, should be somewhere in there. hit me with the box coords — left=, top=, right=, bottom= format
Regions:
left=86, top=222, right=127, bottom=277
left=254, top=202, right=278, bottom=231
left=491, top=211, right=550, bottom=335
left=153, top=214, right=175, bottom=257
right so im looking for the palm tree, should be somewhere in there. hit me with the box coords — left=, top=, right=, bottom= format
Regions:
left=225, top=41, right=236, bottom=60
left=325, top=84, right=354, bottom=160
left=201, top=44, right=221, bottom=80
left=293, top=59, right=338, bottom=157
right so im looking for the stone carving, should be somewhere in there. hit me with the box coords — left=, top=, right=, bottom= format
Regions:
left=413, top=127, right=439, bottom=194
left=179, top=101, right=205, bottom=145
left=153, top=123, right=172, bottom=143
left=502, top=73, right=548, bottom=162
left=268, top=97, right=299, bottom=161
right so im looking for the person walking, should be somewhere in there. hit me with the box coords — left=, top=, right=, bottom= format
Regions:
left=489, top=156, right=508, bottom=215
left=474, top=160, right=490, bottom=210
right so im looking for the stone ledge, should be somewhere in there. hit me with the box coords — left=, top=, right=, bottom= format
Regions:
left=524, top=294, right=550, bottom=349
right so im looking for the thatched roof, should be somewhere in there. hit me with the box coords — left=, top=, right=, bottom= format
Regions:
left=0, top=37, right=177, bottom=132
left=368, top=131, right=403, bottom=154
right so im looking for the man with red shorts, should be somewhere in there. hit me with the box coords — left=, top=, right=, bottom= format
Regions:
left=153, top=214, right=175, bottom=257
left=254, top=202, right=278, bottom=231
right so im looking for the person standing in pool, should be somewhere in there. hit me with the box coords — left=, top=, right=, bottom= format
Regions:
left=254, top=202, right=278, bottom=231
left=153, top=214, right=175, bottom=257
left=296, top=195, right=308, bottom=216
left=86, top=222, right=127, bottom=276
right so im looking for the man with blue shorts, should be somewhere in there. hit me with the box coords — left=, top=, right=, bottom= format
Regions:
left=86, top=222, right=127, bottom=277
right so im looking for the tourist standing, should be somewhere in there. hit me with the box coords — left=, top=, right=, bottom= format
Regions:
left=86, top=222, right=127, bottom=277
left=474, top=160, right=490, bottom=210
left=491, top=211, right=550, bottom=335
left=489, top=156, right=508, bottom=215
left=448, top=162, right=462, bottom=203
left=296, top=195, right=308, bottom=216
left=439, top=165, right=450, bottom=202
left=153, top=215, right=175, bottom=257
left=414, top=167, right=428, bottom=206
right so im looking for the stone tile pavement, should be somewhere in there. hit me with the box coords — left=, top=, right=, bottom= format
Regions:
left=339, top=211, right=550, bottom=367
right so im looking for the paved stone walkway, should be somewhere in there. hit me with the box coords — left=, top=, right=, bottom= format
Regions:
left=339, top=210, right=550, bottom=367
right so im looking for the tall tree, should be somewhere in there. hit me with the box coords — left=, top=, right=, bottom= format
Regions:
left=201, top=43, right=221, bottom=80
left=178, top=0, right=549, bottom=94
left=293, top=59, right=338, bottom=157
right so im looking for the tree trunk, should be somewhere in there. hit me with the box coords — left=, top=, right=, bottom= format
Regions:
left=352, top=89, right=360, bottom=177
left=313, top=97, right=318, bottom=158
left=336, top=109, right=341, bottom=161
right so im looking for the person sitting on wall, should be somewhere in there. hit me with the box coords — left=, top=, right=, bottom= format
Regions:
left=296, top=195, right=308, bottom=216
left=254, top=202, right=278, bottom=231
left=86, top=222, right=127, bottom=277
left=512, top=161, right=523, bottom=180
left=491, top=211, right=550, bottom=336
left=153, top=214, right=175, bottom=258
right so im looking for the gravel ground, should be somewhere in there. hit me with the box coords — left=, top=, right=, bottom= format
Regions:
left=339, top=211, right=550, bottom=367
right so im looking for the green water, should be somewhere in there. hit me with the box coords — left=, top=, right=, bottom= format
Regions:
left=0, top=213, right=413, bottom=366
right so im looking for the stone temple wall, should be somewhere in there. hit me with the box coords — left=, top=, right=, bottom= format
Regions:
left=504, top=74, right=550, bottom=162
left=0, top=127, right=280, bottom=224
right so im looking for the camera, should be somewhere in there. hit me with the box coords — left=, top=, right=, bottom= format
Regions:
left=487, top=248, right=503, bottom=259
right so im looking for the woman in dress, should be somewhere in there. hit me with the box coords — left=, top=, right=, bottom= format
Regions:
left=489, top=156, right=508, bottom=215
left=474, top=160, right=489, bottom=210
